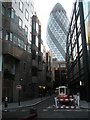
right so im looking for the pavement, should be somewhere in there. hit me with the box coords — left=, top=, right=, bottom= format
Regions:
left=2, top=95, right=52, bottom=111
left=80, top=100, right=90, bottom=109
left=2, top=94, right=90, bottom=111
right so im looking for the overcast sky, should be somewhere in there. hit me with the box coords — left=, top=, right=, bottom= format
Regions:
left=34, top=0, right=74, bottom=48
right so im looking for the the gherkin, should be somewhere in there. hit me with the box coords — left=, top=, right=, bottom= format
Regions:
left=46, top=3, right=69, bottom=61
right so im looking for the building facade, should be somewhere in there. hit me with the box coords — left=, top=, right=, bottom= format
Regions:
left=2, top=1, right=35, bottom=102
left=46, top=3, right=69, bottom=61
left=32, top=14, right=43, bottom=98
left=83, top=0, right=90, bottom=76
left=52, top=59, right=66, bottom=89
left=45, top=51, right=53, bottom=95
left=66, top=1, right=90, bottom=101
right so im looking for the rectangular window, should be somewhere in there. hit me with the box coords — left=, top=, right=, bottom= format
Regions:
left=25, top=25, right=28, bottom=33
left=33, top=21, right=36, bottom=30
left=19, top=18, right=23, bottom=28
left=36, top=22, right=38, bottom=33
left=18, top=38, right=21, bottom=47
left=13, top=36, right=17, bottom=45
left=36, top=36, right=38, bottom=47
left=21, top=40, right=24, bottom=48
left=0, top=30, right=2, bottom=39
left=24, top=44, right=26, bottom=51
left=25, top=9, right=29, bottom=21
left=8, top=8, right=15, bottom=18
left=41, top=44, right=43, bottom=53
left=29, top=32, right=31, bottom=43
left=10, top=32, right=13, bottom=41
left=19, top=0, right=23, bottom=12
left=25, top=25, right=28, bottom=37
left=27, top=45, right=31, bottom=53
left=6, top=32, right=9, bottom=41
left=30, top=17, right=32, bottom=26
left=2, top=5, right=5, bottom=16
left=32, top=35, right=35, bottom=44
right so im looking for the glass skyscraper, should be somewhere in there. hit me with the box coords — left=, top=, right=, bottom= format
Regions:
left=46, top=3, right=69, bottom=61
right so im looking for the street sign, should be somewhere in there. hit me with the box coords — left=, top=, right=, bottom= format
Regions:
left=16, top=85, right=22, bottom=90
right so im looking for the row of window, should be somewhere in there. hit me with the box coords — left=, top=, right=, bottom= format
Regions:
left=19, top=1, right=29, bottom=21
left=5, top=31, right=31, bottom=53
left=19, top=0, right=34, bottom=12
left=2, top=5, right=32, bottom=40
left=2, top=5, right=15, bottom=19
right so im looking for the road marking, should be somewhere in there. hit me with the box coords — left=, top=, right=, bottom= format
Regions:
left=26, top=105, right=30, bottom=107
left=9, top=109, right=17, bottom=112
left=20, top=109, right=27, bottom=112
left=47, top=106, right=52, bottom=109
left=43, top=109, right=48, bottom=111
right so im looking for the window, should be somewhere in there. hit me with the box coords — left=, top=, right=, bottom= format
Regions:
left=25, top=25, right=28, bottom=33
left=79, top=34, right=82, bottom=52
left=24, top=44, right=26, bottom=51
left=32, top=35, right=35, bottom=44
left=2, top=5, right=5, bottom=16
left=33, top=21, right=36, bottom=30
left=25, top=9, right=29, bottom=21
left=13, top=36, right=17, bottom=45
left=10, top=32, right=13, bottom=41
left=30, top=17, right=32, bottom=26
left=29, top=32, right=31, bottom=40
left=19, top=18, right=22, bottom=28
left=18, top=38, right=21, bottom=47
left=0, top=30, right=2, bottom=39
left=27, top=45, right=31, bottom=53
left=25, top=25, right=28, bottom=38
left=41, top=44, right=43, bottom=53
left=36, top=36, right=38, bottom=47
left=36, top=22, right=38, bottom=33
left=19, top=0, right=23, bottom=12
left=8, top=8, right=15, bottom=18
left=28, top=32, right=31, bottom=44
left=21, top=40, right=24, bottom=48
left=6, top=32, right=9, bottom=41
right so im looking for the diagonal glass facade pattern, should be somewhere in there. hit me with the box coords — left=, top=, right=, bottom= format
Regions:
left=46, top=3, right=69, bottom=61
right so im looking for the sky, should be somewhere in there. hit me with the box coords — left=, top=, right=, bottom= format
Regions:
left=34, top=0, right=74, bottom=49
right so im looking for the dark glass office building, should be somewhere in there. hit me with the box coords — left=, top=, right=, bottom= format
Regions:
left=66, top=1, right=90, bottom=101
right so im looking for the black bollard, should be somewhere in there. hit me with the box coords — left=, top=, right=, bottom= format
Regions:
left=5, top=97, right=8, bottom=108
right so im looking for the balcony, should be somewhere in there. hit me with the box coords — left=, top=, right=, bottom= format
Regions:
left=2, top=41, right=24, bottom=60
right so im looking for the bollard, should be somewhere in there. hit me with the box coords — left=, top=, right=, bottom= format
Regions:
left=5, top=97, right=8, bottom=108
left=77, top=93, right=80, bottom=107
left=55, top=97, right=58, bottom=108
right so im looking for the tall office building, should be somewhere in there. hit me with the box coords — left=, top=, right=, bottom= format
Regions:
left=83, top=1, right=90, bottom=72
left=66, top=1, right=90, bottom=101
left=1, top=0, right=35, bottom=102
left=46, top=3, right=69, bottom=61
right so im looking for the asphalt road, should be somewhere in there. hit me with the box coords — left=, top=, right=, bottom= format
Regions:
left=2, top=95, right=90, bottom=120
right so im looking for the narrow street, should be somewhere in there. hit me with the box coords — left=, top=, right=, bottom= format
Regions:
left=2, top=95, right=89, bottom=120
